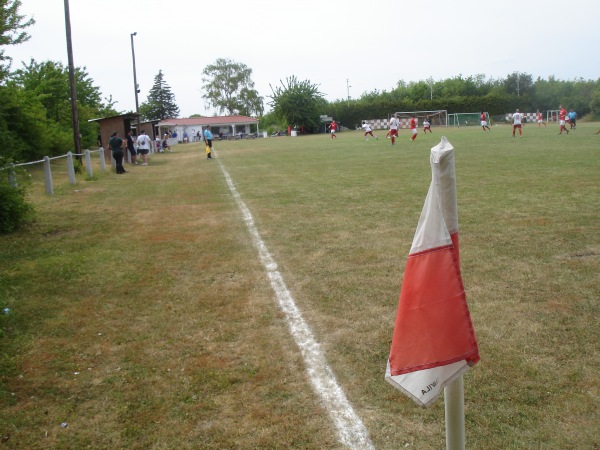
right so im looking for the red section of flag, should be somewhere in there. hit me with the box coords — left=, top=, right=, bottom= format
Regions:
left=388, top=232, right=479, bottom=376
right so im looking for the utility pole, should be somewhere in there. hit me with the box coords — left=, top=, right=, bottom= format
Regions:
left=63, top=0, right=81, bottom=160
left=131, top=32, right=141, bottom=134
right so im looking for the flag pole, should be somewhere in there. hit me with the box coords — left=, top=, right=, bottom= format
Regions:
left=444, top=375, right=465, bottom=450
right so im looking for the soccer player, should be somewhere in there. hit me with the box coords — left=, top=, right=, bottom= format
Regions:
left=480, top=112, right=491, bottom=131
left=388, top=114, right=399, bottom=145
left=512, top=109, right=522, bottom=137
left=409, top=115, right=418, bottom=142
left=558, top=105, right=569, bottom=135
left=536, top=110, right=546, bottom=128
left=329, top=119, right=338, bottom=139
left=423, top=117, right=432, bottom=133
left=362, top=122, right=378, bottom=140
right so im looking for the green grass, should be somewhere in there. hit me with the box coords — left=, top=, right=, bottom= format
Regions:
left=1, top=122, right=599, bottom=449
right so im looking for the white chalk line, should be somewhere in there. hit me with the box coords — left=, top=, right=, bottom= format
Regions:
left=217, top=159, right=374, bottom=450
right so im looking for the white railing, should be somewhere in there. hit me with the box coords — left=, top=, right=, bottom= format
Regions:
left=3, top=148, right=107, bottom=195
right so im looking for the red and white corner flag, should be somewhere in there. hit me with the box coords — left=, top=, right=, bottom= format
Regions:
left=385, top=136, right=480, bottom=407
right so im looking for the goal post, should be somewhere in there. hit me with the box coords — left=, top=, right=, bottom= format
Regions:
left=392, top=110, right=448, bottom=128
left=546, top=110, right=560, bottom=123
left=448, top=112, right=489, bottom=127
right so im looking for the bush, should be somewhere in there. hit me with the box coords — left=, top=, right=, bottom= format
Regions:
left=0, top=166, right=34, bottom=234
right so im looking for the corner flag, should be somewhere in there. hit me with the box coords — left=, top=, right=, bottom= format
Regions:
left=385, top=136, right=479, bottom=407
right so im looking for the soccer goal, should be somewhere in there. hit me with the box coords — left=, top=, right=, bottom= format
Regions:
left=448, top=112, right=489, bottom=127
left=546, top=110, right=560, bottom=123
left=393, top=110, right=448, bottom=128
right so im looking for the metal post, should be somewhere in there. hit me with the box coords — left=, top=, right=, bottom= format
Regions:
left=444, top=376, right=465, bottom=450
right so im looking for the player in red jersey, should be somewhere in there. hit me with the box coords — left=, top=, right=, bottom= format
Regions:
left=409, top=115, right=418, bottom=142
left=536, top=110, right=546, bottom=128
left=329, top=119, right=338, bottom=139
left=480, top=112, right=491, bottom=131
left=558, top=105, right=569, bottom=135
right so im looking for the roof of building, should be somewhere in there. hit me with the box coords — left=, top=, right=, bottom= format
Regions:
left=158, top=116, right=259, bottom=127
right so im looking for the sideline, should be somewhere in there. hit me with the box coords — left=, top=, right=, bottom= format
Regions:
left=217, top=157, right=374, bottom=449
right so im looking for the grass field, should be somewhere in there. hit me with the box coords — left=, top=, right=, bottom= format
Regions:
left=1, top=122, right=599, bottom=449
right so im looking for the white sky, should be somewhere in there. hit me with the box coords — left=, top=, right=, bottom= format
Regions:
left=6, top=0, right=600, bottom=117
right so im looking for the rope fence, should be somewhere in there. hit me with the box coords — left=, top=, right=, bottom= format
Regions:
left=2, top=148, right=109, bottom=195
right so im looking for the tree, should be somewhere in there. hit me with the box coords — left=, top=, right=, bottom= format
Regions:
left=11, top=59, right=105, bottom=153
left=590, top=85, right=600, bottom=117
left=269, top=76, right=324, bottom=132
left=202, top=58, right=263, bottom=116
left=139, top=70, right=179, bottom=120
left=0, top=0, right=34, bottom=81
left=503, top=72, right=534, bottom=97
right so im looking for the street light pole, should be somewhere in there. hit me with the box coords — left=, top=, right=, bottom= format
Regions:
left=427, top=77, right=434, bottom=100
left=346, top=78, right=351, bottom=106
left=130, top=32, right=140, bottom=134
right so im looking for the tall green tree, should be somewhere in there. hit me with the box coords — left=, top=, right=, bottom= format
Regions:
left=11, top=59, right=106, bottom=154
left=269, top=76, right=324, bottom=132
left=503, top=72, right=534, bottom=97
left=201, top=58, right=263, bottom=116
left=139, top=70, right=179, bottom=120
left=0, top=0, right=34, bottom=81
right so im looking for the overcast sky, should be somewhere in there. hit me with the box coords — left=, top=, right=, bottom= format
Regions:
left=6, top=0, right=599, bottom=117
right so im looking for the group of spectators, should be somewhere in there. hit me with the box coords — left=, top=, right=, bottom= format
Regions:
left=107, top=127, right=215, bottom=173
left=108, top=130, right=152, bottom=174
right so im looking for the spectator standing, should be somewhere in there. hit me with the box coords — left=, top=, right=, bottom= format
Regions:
left=109, top=131, right=126, bottom=174
left=126, top=130, right=138, bottom=164
left=162, top=134, right=171, bottom=152
left=136, top=130, right=151, bottom=165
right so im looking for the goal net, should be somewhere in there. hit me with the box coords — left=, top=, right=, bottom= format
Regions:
left=448, top=112, right=489, bottom=127
left=393, top=110, right=448, bottom=128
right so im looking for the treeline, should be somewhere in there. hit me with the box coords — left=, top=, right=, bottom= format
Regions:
left=0, top=60, right=118, bottom=163
left=324, top=73, right=600, bottom=129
